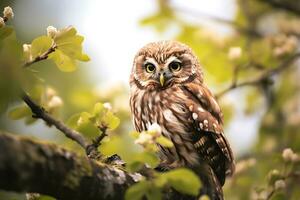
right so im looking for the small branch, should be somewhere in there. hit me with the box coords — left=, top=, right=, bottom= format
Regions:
left=23, top=45, right=56, bottom=68
left=86, top=126, right=108, bottom=159
left=22, top=92, right=89, bottom=149
left=266, top=188, right=275, bottom=200
left=216, top=52, right=300, bottom=99
left=172, top=6, right=262, bottom=37
left=259, top=0, right=300, bottom=17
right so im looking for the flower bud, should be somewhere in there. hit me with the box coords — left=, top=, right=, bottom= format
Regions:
left=148, top=123, right=162, bottom=137
left=228, top=47, right=242, bottom=60
left=47, top=26, right=58, bottom=38
left=47, top=96, right=63, bottom=108
left=268, top=169, right=281, bottom=185
left=134, top=132, right=153, bottom=146
left=199, top=195, right=210, bottom=200
left=291, top=153, right=300, bottom=163
left=275, top=180, right=286, bottom=190
left=282, top=148, right=294, bottom=162
left=3, top=6, right=14, bottom=19
left=46, top=87, right=57, bottom=99
left=0, top=17, right=5, bottom=28
left=103, top=102, right=112, bottom=110
left=23, top=44, right=31, bottom=53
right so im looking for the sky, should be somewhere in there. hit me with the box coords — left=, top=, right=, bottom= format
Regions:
left=12, top=0, right=259, bottom=155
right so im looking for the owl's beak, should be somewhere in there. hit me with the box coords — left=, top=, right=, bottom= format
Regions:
left=159, top=74, right=165, bottom=86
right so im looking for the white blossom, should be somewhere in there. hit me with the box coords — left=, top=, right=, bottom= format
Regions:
left=23, top=44, right=31, bottom=53
left=228, top=47, right=242, bottom=60
left=0, top=17, right=4, bottom=28
left=47, top=96, right=63, bottom=108
left=3, top=6, right=14, bottom=19
left=134, top=132, right=153, bottom=146
left=148, top=123, right=162, bottom=137
left=275, top=180, right=286, bottom=190
left=47, top=26, right=58, bottom=38
left=282, top=148, right=294, bottom=162
left=46, top=87, right=57, bottom=99
left=103, top=102, right=112, bottom=110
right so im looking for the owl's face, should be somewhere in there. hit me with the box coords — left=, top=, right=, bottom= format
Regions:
left=131, top=41, right=203, bottom=90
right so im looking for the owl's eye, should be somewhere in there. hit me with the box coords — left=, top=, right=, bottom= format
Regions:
left=169, top=61, right=182, bottom=72
left=145, top=63, right=156, bottom=73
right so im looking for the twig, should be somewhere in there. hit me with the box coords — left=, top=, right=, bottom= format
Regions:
left=172, top=6, right=262, bottom=37
left=22, top=92, right=89, bottom=149
left=23, top=45, right=56, bottom=68
left=259, top=0, right=300, bottom=17
left=216, top=52, right=300, bottom=99
left=266, top=188, right=275, bottom=200
left=21, top=44, right=106, bottom=159
left=86, top=126, right=108, bottom=159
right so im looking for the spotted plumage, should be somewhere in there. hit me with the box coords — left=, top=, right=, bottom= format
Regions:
left=129, top=41, right=235, bottom=200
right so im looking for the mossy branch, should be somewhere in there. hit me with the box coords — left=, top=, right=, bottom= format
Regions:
left=0, top=133, right=138, bottom=200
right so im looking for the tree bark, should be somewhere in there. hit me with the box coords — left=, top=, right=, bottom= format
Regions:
left=0, top=133, right=139, bottom=200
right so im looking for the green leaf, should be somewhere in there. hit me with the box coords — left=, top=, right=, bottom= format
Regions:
left=66, top=113, right=81, bottom=128
left=25, top=116, right=37, bottom=125
left=78, top=53, right=90, bottom=61
left=160, top=168, right=201, bottom=196
left=55, top=26, right=77, bottom=43
left=31, top=36, right=53, bottom=58
left=156, top=136, right=173, bottom=147
left=0, top=26, right=14, bottom=41
left=145, top=187, right=162, bottom=200
left=125, top=181, right=150, bottom=200
left=92, top=102, right=105, bottom=116
left=49, top=49, right=76, bottom=72
left=67, top=112, right=99, bottom=138
left=134, top=152, right=159, bottom=168
left=8, top=106, right=31, bottom=120
left=127, top=161, right=144, bottom=172
left=102, top=111, right=120, bottom=130
left=54, top=26, right=90, bottom=62
left=36, top=195, right=56, bottom=200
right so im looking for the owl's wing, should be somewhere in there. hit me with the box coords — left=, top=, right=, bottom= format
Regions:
left=181, top=82, right=235, bottom=185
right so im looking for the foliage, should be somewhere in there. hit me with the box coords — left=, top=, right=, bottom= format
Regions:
left=0, top=5, right=201, bottom=200
left=138, top=0, right=300, bottom=199
left=125, top=168, right=202, bottom=200
left=1, top=0, right=300, bottom=200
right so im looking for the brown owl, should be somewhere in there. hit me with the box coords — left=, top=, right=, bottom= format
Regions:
left=129, top=41, right=234, bottom=200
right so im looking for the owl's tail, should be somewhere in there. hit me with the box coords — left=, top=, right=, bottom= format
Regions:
left=193, top=163, right=224, bottom=200
left=155, top=163, right=224, bottom=200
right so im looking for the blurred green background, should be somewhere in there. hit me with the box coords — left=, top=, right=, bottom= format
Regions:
left=0, top=0, right=300, bottom=199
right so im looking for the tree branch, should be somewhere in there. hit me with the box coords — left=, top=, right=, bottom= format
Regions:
left=0, top=133, right=194, bottom=200
left=0, top=133, right=139, bottom=200
left=22, top=92, right=89, bottom=150
left=215, top=52, right=300, bottom=99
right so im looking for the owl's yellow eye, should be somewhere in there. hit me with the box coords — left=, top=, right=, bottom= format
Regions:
left=145, top=63, right=156, bottom=73
left=169, top=61, right=182, bottom=72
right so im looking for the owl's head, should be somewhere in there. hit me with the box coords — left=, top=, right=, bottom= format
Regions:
left=131, top=41, right=203, bottom=90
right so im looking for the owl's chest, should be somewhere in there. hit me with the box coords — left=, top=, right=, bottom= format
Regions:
left=130, top=87, right=192, bottom=134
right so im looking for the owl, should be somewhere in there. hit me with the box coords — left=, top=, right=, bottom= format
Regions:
left=129, top=41, right=234, bottom=200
